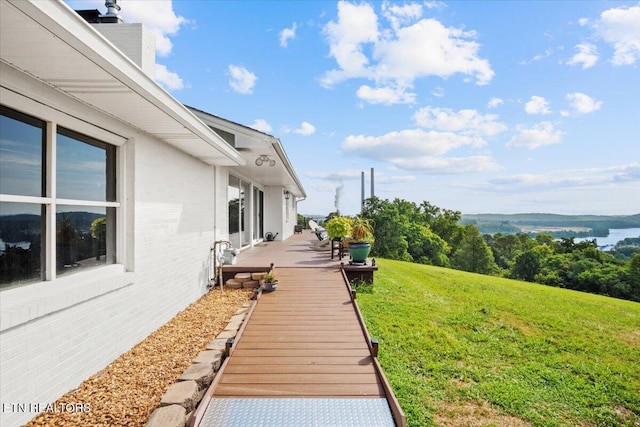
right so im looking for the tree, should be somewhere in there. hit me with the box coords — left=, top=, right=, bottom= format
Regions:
left=90, top=217, right=107, bottom=260
left=511, top=249, right=541, bottom=282
left=405, top=223, right=450, bottom=266
left=629, top=254, right=640, bottom=301
left=452, top=225, right=497, bottom=274
left=362, top=197, right=411, bottom=261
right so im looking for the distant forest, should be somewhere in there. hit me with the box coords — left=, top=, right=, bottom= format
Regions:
left=460, top=213, right=640, bottom=237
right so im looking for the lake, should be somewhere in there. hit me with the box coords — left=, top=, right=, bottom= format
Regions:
left=575, top=228, right=640, bottom=250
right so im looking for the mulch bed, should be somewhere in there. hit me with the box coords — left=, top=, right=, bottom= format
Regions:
left=26, top=289, right=253, bottom=427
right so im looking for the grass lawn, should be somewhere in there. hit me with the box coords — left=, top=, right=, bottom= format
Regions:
left=356, top=259, right=640, bottom=427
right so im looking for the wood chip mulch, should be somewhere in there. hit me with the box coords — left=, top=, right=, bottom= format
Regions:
left=25, top=288, right=253, bottom=427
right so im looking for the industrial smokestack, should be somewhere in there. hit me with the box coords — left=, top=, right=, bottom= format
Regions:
left=361, top=171, right=365, bottom=213
left=370, top=168, right=375, bottom=198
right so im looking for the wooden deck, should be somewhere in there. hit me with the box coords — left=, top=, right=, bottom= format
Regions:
left=192, top=234, right=405, bottom=426
left=215, top=267, right=384, bottom=398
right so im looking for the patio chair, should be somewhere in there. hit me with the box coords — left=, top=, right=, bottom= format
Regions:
left=308, top=220, right=328, bottom=241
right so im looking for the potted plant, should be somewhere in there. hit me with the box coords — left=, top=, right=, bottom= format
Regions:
left=325, top=216, right=353, bottom=259
left=325, top=216, right=353, bottom=240
left=348, top=216, right=374, bottom=264
left=262, top=272, right=278, bottom=292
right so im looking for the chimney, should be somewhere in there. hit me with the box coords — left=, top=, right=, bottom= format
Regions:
left=77, top=1, right=156, bottom=79
left=99, top=0, right=122, bottom=23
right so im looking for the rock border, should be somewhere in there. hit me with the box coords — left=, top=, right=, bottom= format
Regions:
left=145, top=301, right=252, bottom=427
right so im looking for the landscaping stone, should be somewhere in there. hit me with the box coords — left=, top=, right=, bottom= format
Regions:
left=178, top=363, right=215, bottom=389
left=242, top=280, right=260, bottom=289
left=160, top=380, right=200, bottom=412
left=251, top=272, right=267, bottom=281
left=230, top=313, right=246, bottom=323
left=234, top=273, right=252, bottom=283
left=194, top=349, right=223, bottom=370
left=224, top=319, right=243, bottom=331
left=206, top=338, right=227, bottom=351
left=225, top=279, right=243, bottom=289
left=216, top=329, right=237, bottom=339
left=145, top=404, right=186, bottom=427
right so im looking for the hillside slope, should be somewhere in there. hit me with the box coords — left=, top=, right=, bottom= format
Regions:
left=357, top=259, right=640, bottom=427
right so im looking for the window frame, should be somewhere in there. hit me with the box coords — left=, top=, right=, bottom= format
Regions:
left=0, top=105, right=121, bottom=285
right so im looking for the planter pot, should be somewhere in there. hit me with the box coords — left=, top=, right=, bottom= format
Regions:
left=262, top=280, right=278, bottom=292
left=348, top=242, right=371, bottom=263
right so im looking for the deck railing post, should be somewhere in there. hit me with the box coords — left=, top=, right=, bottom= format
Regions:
left=371, top=338, right=379, bottom=358
left=225, top=338, right=234, bottom=357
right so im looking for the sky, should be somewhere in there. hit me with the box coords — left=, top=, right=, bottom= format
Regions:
left=66, top=0, right=640, bottom=216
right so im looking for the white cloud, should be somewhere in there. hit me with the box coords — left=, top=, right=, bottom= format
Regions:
left=593, top=4, right=640, bottom=65
left=307, top=170, right=363, bottom=180
left=381, top=2, right=423, bottom=30
left=228, top=65, right=257, bottom=94
left=413, top=107, right=507, bottom=137
left=612, top=162, right=640, bottom=182
left=374, top=18, right=494, bottom=85
left=487, top=97, right=503, bottom=108
left=341, top=128, right=499, bottom=173
left=566, top=92, right=602, bottom=114
left=321, top=1, right=494, bottom=104
left=567, top=43, right=599, bottom=69
left=525, top=96, right=551, bottom=115
left=284, top=122, right=316, bottom=136
left=249, top=119, right=272, bottom=133
left=389, top=155, right=500, bottom=174
left=521, top=48, right=553, bottom=64
left=356, top=84, right=416, bottom=104
left=507, top=122, right=563, bottom=149
left=431, top=86, right=445, bottom=98
left=321, top=2, right=379, bottom=87
left=155, top=64, right=183, bottom=90
left=280, top=23, right=297, bottom=47
left=486, top=163, right=640, bottom=192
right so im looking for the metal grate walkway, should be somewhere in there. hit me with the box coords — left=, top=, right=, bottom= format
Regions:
left=201, top=398, right=394, bottom=427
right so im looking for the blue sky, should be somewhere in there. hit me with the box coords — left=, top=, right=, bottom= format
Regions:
left=66, top=0, right=639, bottom=216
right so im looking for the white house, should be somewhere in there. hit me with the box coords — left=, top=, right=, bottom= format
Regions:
left=0, top=1, right=305, bottom=426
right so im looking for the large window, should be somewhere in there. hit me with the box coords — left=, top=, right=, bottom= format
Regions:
left=0, top=106, right=118, bottom=289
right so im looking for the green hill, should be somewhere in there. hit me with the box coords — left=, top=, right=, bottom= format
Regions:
left=357, top=259, right=640, bottom=427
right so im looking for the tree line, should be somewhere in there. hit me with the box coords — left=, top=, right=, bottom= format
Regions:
left=339, top=197, right=640, bottom=302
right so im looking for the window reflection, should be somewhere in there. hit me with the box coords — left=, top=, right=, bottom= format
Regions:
left=0, top=107, right=44, bottom=197
left=228, top=175, right=240, bottom=249
left=0, top=202, right=43, bottom=288
left=56, top=129, right=110, bottom=201
left=56, top=205, right=111, bottom=276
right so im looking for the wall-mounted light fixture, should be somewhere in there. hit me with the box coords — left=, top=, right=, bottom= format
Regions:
left=284, top=190, right=291, bottom=200
left=255, top=155, right=276, bottom=167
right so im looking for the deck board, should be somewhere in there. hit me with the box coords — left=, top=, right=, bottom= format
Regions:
left=209, top=267, right=385, bottom=399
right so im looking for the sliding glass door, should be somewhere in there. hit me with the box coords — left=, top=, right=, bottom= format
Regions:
left=228, top=175, right=264, bottom=248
